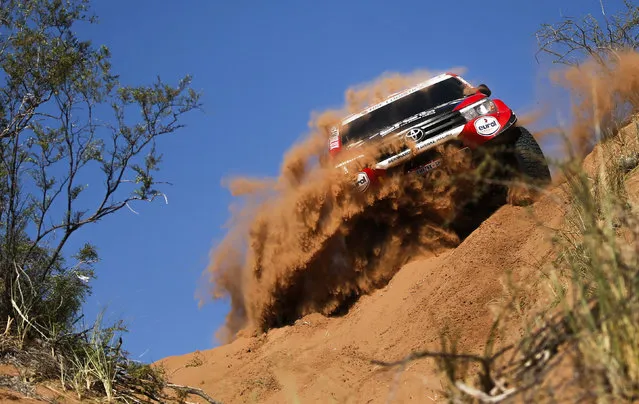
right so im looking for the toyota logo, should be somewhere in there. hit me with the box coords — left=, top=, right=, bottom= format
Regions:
left=406, top=127, right=424, bottom=142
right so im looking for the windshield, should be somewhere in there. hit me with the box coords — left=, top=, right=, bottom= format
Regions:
left=340, top=77, right=468, bottom=144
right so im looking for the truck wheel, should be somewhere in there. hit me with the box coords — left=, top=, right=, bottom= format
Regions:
left=512, top=126, right=551, bottom=183
left=507, top=126, right=551, bottom=205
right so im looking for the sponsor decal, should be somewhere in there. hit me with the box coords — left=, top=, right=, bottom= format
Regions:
left=375, top=126, right=463, bottom=169
left=399, top=109, right=436, bottom=127
left=412, top=159, right=442, bottom=175
left=377, top=109, right=436, bottom=138
left=355, top=171, right=370, bottom=192
left=415, top=129, right=457, bottom=151
left=385, top=152, right=409, bottom=165
left=406, top=127, right=425, bottom=142
left=329, top=138, right=340, bottom=150
left=474, top=116, right=500, bottom=136
left=329, top=126, right=341, bottom=150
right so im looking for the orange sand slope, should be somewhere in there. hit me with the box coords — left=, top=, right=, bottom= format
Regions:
left=159, top=180, right=571, bottom=403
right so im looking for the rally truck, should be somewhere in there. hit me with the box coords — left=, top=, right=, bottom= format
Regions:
left=327, top=73, right=551, bottom=197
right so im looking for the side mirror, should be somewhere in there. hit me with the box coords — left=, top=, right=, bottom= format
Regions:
left=477, top=84, right=491, bottom=97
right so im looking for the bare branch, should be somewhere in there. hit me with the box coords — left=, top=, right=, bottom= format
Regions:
left=535, top=0, right=639, bottom=66
left=166, top=383, right=223, bottom=404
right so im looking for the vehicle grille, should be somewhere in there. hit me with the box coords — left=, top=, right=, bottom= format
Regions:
left=416, top=110, right=466, bottom=139
left=376, top=110, right=466, bottom=162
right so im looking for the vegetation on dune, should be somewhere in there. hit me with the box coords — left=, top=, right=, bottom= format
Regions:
left=0, top=0, right=220, bottom=402
left=374, top=2, right=639, bottom=403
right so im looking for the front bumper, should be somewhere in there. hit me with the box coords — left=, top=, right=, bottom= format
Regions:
left=336, top=101, right=519, bottom=193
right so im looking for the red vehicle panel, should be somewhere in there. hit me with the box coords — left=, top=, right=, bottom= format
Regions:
left=458, top=99, right=515, bottom=148
left=329, top=73, right=550, bottom=195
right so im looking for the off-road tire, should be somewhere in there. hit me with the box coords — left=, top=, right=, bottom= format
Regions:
left=504, top=126, right=551, bottom=206
left=512, top=126, right=551, bottom=184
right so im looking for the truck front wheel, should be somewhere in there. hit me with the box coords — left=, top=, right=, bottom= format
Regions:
left=513, top=126, right=551, bottom=182
left=507, top=126, right=552, bottom=205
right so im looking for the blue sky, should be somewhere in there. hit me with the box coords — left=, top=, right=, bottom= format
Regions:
left=66, top=0, right=609, bottom=362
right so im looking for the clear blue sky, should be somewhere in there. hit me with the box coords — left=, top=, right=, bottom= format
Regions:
left=67, top=0, right=610, bottom=362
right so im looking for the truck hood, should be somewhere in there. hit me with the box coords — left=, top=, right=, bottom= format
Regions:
left=342, top=97, right=465, bottom=151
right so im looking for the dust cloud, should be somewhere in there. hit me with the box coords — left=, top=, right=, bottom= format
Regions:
left=548, top=50, right=639, bottom=160
left=201, top=50, right=639, bottom=344
left=201, top=68, right=484, bottom=343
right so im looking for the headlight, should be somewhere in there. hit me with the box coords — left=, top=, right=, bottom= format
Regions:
left=461, top=99, right=497, bottom=121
